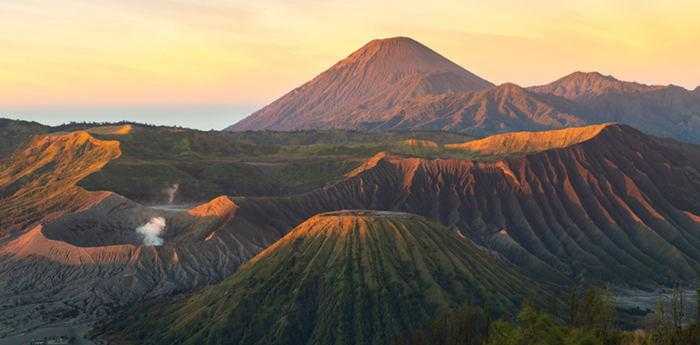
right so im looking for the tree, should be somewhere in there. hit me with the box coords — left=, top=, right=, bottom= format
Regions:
left=517, top=301, right=566, bottom=345
left=392, top=305, right=490, bottom=345
left=670, top=285, right=687, bottom=333
left=567, top=286, right=616, bottom=341
left=485, top=321, right=520, bottom=345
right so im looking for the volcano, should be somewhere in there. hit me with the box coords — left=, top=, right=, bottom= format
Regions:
left=227, top=37, right=493, bottom=131
left=227, top=39, right=699, bottom=144
left=109, top=211, right=551, bottom=345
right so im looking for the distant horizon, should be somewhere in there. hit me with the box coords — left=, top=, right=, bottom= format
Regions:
left=4, top=66, right=697, bottom=130
left=3, top=103, right=257, bottom=130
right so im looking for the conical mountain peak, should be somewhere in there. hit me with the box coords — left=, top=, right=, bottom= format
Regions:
left=112, top=211, right=552, bottom=345
left=227, top=37, right=493, bottom=131
left=336, top=36, right=465, bottom=74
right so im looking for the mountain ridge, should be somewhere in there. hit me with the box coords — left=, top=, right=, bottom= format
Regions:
left=219, top=123, right=700, bottom=287
left=444, top=123, right=612, bottom=156
left=226, top=38, right=700, bottom=143
left=355, top=82, right=589, bottom=133
left=528, top=71, right=669, bottom=100
left=530, top=72, right=700, bottom=142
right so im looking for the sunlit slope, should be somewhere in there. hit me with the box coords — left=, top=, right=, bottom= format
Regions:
left=398, top=138, right=439, bottom=149
left=445, top=123, right=609, bottom=156
left=113, top=211, right=549, bottom=345
left=0, top=130, right=121, bottom=236
left=228, top=37, right=493, bottom=131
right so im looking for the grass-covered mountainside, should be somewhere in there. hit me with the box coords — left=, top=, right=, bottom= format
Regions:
left=0, top=118, right=475, bottom=204
left=106, top=211, right=553, bottom=345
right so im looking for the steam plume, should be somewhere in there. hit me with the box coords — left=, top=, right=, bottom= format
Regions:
left=136, top=217, right=166, bottom=246
left=165, top=183, right=179, bottom=204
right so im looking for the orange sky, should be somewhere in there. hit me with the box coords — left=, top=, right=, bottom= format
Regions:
left=1, top=0, right=699, bottom=127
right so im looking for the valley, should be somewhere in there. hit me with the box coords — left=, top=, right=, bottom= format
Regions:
left=1, top=120, right=698, bottom=342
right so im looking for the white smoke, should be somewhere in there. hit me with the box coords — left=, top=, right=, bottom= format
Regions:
left=164, top=183, right=179, bottom=204
left=136, top=217, right=166, bottom=246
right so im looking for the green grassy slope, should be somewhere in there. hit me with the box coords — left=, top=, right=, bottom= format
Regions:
left=0, top=119, right=477, bottom=203
left=108, top=211, right=556, bottom=345
left=88, top=126, right=510, bottom=203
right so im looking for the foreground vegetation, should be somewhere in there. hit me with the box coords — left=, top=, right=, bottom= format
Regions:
left=395, top=287, right=699, bottom=345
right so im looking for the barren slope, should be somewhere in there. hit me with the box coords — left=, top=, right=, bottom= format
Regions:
left=228, top=37, right=493, bottom=131
left=0, top=131, right=122, bottom=237
left=360, top=83, right=589, bottom=133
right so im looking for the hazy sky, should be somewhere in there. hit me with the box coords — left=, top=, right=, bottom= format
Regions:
left=1, top=0, right=699, bottom=129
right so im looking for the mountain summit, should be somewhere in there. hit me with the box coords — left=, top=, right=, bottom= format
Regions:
left=529, top=71, right=666, bottom=101
left=531, top=72, right=700, bottom=142
left=227, top=37, right=493, bottom=131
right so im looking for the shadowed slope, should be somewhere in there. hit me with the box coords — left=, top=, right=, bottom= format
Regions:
left=531, top=72, right=700, bottom=143
left=0, top=118, right=50, bottom=161
left=529, top=71, right=665, bottom=101
left=228, top=37, right=493, bottom=131
left=110, top=211, right=550, bottom=345
left=357, top=83, right=589, bottom=133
